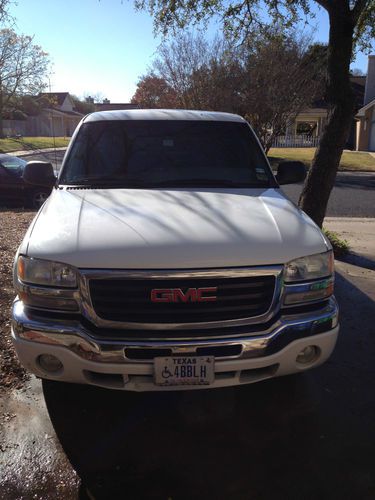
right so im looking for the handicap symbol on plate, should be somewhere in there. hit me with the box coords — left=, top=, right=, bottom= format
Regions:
left=162, top=366, right=173, bottom=379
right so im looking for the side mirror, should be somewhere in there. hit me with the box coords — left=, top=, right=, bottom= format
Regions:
left=276, top=161, right=306, bottom=185
left=23, top=161, right=56, bottom=187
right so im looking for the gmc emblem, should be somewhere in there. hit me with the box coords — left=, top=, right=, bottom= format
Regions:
left=151, top=287, right=218, bottom=303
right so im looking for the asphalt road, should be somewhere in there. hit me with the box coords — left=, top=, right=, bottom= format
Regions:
left=19, top=150, right=65, bottom=174
left=21, top=150, right=375, bottom=217
left=282, top=171, right=375, bottom=218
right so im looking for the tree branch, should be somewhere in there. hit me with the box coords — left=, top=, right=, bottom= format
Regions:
left=314, top=0, right=333, bottom=11
left=351, top=0, right=369, bottom=23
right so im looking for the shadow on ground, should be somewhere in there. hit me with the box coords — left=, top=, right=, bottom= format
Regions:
left=334, top=173, right=375, bottom=190
left=338, top=252, right=375, bottom=272
left=42, top=268, right=375, bottom=500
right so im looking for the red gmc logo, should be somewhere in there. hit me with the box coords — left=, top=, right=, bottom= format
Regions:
left=151, top=287, right=218, bottom=303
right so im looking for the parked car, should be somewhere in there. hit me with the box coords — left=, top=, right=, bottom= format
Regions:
left=11, top=110, right=339, bottom=391
left=0, top=153, right=52, bottom=208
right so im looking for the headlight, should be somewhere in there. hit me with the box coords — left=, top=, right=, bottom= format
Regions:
left=17, top=256, right=77, bottom=288
left=284, top=251, right=334, bottom=283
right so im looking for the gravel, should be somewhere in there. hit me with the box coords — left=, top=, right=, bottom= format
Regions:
left=0, top=209, right=36, bottom=390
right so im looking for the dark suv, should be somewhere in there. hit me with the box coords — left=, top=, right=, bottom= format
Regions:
left=0, top=154, right=51, bottom=208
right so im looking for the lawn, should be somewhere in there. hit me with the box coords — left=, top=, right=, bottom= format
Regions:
left=0, top=136, right=70, bottom=153
left=268, top=147, right=375, bottom=172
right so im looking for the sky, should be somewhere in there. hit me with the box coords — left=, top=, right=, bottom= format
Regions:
left=9, top=0, right=374, bottom=103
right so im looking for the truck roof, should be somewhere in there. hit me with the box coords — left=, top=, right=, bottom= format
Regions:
left=83, top=109, right=246, bottom=123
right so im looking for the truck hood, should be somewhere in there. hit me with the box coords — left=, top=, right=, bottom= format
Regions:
left=25, top=188, right=328, bottom=269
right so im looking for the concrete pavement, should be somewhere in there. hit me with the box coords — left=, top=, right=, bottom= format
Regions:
left=0, top=378, right=79, bottom=498
left=325, top=217, right=375, bottom=263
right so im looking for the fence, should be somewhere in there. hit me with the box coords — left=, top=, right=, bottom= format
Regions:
left=3, top=114, right=81, bottom=137
left=3, top=117, right=44, bottom=137
left=272, top=134, right=320, bottom=148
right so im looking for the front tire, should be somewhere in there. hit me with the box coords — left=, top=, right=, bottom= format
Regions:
left=26, top=189, right=49, bottom=209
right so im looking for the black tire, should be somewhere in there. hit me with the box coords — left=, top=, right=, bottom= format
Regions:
left=26, top=189, right=50, bottom=209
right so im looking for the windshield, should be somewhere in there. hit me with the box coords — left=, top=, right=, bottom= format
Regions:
left=0, top=155, right=27, bottom=177
left=60, top=120, right=274, bottom=188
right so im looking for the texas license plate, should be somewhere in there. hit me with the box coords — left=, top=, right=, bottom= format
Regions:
left=154, top=356, right=215, bottom=386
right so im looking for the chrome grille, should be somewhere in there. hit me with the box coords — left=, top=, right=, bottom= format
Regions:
left=89, top=275, right=276, bottom=324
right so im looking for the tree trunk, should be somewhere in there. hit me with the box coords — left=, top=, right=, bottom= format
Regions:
left=0, top=87, right=4, bottom=139
left=298, top=5, right=355, bottom=228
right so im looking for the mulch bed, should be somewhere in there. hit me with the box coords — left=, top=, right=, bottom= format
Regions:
left=0, top=209, right=36, bottom=389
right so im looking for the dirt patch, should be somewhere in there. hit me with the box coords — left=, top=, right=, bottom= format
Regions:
left=0, top=209, right=36, bottom=390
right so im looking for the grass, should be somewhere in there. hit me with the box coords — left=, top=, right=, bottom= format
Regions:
left=268, top=147, right=375, bottom=172
left=323, top=229, right=350, bottom=258
left=0, top=136, right=70, bottom=153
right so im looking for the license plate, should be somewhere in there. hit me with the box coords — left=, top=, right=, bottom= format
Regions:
left=154, top=356, right=215, bottom=386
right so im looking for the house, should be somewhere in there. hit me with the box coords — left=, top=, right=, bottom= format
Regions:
left=281, top=75, right=366, bottom=149
left=94, top=101, right=138, bottom=112
left=2, top=94, right=139, bottom=137
left=355, top=55, right=375, bottom=151
left=37, top=92, right=84, bottom=136
left=3, top=92, right=84, bottom=137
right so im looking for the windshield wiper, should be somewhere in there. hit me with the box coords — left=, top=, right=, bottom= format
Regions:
left=63, top=177, right=150, bottom=188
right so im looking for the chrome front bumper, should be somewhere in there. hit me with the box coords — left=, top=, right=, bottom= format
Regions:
left=11, top=298, right=339, bottom=390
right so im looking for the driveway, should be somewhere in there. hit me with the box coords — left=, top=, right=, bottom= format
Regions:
left=1, top=255, right=374, bottom=499
left=42, top=261, right=375, bottom=499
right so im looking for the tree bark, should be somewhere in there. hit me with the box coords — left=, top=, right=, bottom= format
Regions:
left=0, top=87, right=4, bottom=139
left=298, top=5, right=356, bottom=228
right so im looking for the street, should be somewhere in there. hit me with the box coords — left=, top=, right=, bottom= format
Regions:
left=21, top=150, right=375, bottom=218
left=282, top=171, right=375, bottom=218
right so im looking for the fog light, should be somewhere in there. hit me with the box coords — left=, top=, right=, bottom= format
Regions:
left=38, top=354, right=63, bottom=373
left=296, top=346, right=319, bottom=365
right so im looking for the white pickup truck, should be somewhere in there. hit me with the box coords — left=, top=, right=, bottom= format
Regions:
left=11, top=109, right=339, bottom=391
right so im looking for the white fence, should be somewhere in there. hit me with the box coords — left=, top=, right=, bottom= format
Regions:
left=272, top=134, right=320, bottom=148
left=3, top=117, right=46, bottom=137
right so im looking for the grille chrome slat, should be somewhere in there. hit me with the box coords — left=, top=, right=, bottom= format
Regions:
left=90, top=280, right=272, bottom=292
left=88, top=273, right=277, bottom=325
left=90, top=291, right=270, bottom=304
left=95, top=302, right=269, bottom=314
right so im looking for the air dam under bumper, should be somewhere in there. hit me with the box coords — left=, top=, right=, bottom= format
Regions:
left=11, top=299, right=339, bottom=391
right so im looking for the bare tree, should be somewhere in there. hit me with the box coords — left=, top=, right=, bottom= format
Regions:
left=82, top=91, right=105, bottom=104
left=0, top=29, right=50, bottom=137
left=0, top=0, right=10, bottom=24
left=152, top=33, right=226, bottom=108
left=188, top=44, right=245, bottom=112
left=137, top=31, right=325, bottom=151
left=242, top=34, right=327, bottom=151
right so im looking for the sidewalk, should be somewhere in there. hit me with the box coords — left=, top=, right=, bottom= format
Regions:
left=7, top=147, right=67, bottom=157
left=324, top=217, right=375, bottom=263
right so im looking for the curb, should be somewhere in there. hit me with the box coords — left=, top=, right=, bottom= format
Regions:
left=325, top=217, right=375, bottom=223
left=6, top=147, right=67, bottom=157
